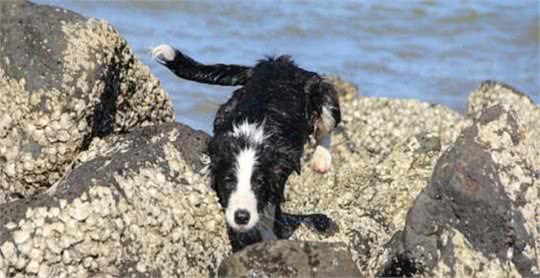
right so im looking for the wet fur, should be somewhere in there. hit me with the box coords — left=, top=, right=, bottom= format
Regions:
left=153, top=45, right=341, bottom=251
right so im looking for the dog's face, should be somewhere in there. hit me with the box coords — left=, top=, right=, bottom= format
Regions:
left=209, top=121, right=278, bottom=232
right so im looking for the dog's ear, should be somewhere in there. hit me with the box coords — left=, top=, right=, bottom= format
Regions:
left=207, top=134, right=236, bottom=179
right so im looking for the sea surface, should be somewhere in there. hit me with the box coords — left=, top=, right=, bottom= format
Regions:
left=35, top=0, right=539, bottom=133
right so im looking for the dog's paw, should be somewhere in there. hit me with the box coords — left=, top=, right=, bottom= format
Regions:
left=303, top=214, right=338, bottom=235
left=151, top=44, right=176, bottom=63
left=310, top=145, right=332, bottom=174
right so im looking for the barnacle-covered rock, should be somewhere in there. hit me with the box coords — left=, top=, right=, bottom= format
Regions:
left=467, top=80, right=540, bottom=178
left=284, top=80, right=465, bottom=277
left=0, top=0, right=174, bottom=204
left=379, top=83, right=540, bottom=277
left=0, top=123, right=229, bottom=277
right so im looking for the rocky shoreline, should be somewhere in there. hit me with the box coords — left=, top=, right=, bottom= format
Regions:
left=1, top=1, right=538, bottom=277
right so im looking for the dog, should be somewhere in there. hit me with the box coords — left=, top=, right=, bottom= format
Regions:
left=152, top=45, right=341, bottom=251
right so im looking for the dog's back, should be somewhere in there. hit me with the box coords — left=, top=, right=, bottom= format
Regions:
left=219, top=56, right=317, bottom=152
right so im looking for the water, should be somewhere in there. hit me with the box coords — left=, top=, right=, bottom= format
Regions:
left=34, top=0, right=540, bottom=133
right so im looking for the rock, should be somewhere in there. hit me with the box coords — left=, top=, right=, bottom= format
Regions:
left=431, top=228, right=522, bottom=277
left=467, top=80, right=540, bottom=177
left=217, top=240, right=361, bottom=277
left=0, top=0, right=174, bottom=204
left=324, top=75, right=360, bottom=102
left=467, top=80, right=537, bottom=123
left=283, top=88, right=465, bottom=276
left=0, top=123, right=230, bottom=277
left=379, top=98, right=539, bottom=276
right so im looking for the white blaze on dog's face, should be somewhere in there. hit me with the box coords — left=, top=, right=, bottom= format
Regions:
left=224, top=121, right=269, bottom=232
left=226, top=147, right=259, bottom=231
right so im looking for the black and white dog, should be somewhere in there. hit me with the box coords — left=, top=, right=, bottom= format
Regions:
left=152, top=45, right=341, bottom=251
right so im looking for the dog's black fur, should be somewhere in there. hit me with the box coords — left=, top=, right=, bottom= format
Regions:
left=154, top=46, right=340, bottom=251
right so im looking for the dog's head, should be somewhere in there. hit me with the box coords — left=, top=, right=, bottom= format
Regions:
left=208, top=121, right=293, bottom=232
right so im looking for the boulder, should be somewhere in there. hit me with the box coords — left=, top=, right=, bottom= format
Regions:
left=0, top=123, right=230, bottom=277
left=379, top=82, right=540, bottom=277
left=218, top=240, right=361, bottom=277
left=0, top=0, right=174, bottom=204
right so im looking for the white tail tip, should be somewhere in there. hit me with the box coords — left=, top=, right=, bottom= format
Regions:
left=151, top=44, right=176, bottom=62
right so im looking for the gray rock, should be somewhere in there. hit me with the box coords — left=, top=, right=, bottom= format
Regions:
left=0, top=123, right=231, bottom=277
left=0, top=0, right=174, bottom=204
left=379, top=89, right=539, bottom=277
left=217, top=240, right=361, bottom=277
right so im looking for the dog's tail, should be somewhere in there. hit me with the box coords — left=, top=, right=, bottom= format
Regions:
left=151, top=44, right=251, bottom=86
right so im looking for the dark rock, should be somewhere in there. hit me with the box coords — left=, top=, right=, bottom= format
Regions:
left=217, top=240, right=361, bottom=277
left=0, top=0, right=174, bottom=204
left=379, top=104, right=539, bottom=277
left=0, top=1, right=83, bottom=92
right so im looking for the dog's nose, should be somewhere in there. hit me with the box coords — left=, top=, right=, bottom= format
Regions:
left=234, top=209, right=250, bottom=225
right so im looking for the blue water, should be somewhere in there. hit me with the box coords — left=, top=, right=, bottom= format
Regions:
left=35, top=0, right=539, bottom=133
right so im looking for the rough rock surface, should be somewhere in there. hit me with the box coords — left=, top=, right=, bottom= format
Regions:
left=0, top=123, right=230, bottom=277
left=379, top=84, right=539, bottom=277
left=468, top=80, right=540, bottom=181
left=282, top=80, right=465, bottom=276
left=0, top=0, right=174, bottom=204
left=218, top=240, right=361, bottom=277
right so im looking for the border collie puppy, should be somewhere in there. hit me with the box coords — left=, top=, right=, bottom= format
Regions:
left=152, top=45, right=341, bottom=251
